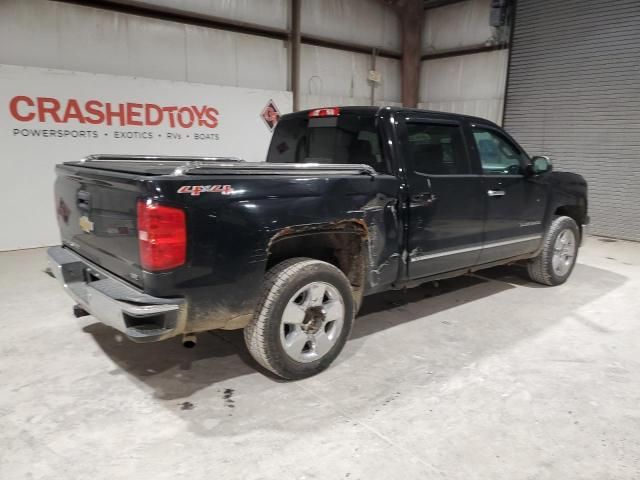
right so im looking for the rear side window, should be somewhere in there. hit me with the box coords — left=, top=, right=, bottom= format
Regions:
left=267, top=113, right=389, bottom=174
left=406, top=123, right=470, bottom=175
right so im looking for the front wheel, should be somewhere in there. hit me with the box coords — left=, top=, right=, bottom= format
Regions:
left=244, top=258, right=354, bottom=380
left=527, top=215, right=580, bottom=286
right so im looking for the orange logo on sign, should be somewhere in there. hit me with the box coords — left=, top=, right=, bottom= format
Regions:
left=261, top=100, right=280, bottom=131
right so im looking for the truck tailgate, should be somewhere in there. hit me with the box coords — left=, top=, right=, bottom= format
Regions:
left=54, top=164, right=145, bottom=287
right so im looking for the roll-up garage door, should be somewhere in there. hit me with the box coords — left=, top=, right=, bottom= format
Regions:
left=503, top=0, right=640, bottom=241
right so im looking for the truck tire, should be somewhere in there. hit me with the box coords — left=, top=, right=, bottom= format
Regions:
left=527, top=215, right=580, bottom=286
left=244, top=257, right=354, bottom=380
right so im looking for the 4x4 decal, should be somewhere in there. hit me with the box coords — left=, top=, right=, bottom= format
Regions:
left=177, top=185, right=234, bottom=196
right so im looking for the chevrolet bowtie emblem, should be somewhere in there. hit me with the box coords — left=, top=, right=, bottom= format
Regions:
left=79, top=215, right=94, bottom=233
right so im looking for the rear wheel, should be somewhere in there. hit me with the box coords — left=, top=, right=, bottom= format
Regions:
left=244, top=258, right=354, bottom=380
left=527, top=215, right=579, bottom=286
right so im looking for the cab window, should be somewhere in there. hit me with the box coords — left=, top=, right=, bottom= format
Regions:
left=267, top=113, right=390, bottom=174
left=472, top=127, right=524, bottom=175
left=406, top=123, right=470, bottom=175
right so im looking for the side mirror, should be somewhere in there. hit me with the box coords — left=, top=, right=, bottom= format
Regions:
left=530, top=155, right=552, bottom=175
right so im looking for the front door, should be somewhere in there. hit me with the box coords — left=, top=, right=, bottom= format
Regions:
left=402, top=118, right=486, bottom=279
left=469, top=123, right=546, bottom=263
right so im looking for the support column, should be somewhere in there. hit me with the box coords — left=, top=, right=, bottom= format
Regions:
left=290, top=0, right=301, bottom=111
left=399, top=0, right=424, bottom=108
left=386, top=0, right=425, bottom=108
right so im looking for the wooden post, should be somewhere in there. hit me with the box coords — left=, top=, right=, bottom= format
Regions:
left=290, top=0, right=301, bottom=111
left=386, top=0, right=425, bottom=108
left=400, top=0, right=424, bottom=108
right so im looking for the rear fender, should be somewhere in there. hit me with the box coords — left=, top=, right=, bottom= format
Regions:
left=267, top=220, right=369, bottom=310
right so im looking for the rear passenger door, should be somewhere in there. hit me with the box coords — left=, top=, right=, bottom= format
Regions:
left=401, top=116, right=486, bottom=279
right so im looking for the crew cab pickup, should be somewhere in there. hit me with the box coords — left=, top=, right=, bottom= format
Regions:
left=49, top=106, right=588, bottom=379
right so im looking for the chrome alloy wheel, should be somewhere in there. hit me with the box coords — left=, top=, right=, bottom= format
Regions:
left=552, top=228, right=577, bottom=276
left=279, top=281, right=345, bottom=363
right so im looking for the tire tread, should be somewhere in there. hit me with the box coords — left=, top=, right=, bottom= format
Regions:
left=527, top=215, right=579, bottom=286
left=244, top=257, right=352, bottom=379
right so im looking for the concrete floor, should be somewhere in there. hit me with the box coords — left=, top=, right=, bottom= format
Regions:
left=1, top=237, right=639, bottom=479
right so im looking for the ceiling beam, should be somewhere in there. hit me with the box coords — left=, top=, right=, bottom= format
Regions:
left=422, top=44, right=507, bottom=61
left=423, top=0, right=468, bottom=9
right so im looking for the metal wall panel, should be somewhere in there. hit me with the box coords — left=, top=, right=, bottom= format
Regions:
left=423, top=0, right=493, bottom=52
left=131, top=0, right=289, bottom=29
left=503, top=0, right=640, bottom=241
left=301, top=95, right=402, bottom=111
left=0, top=0, right=288, bottom=90
left=300, top=44, right=401, bottom=108
left=302, top=0, right=401, bottom=51
left=420, top=49, right=509, bottom=125
left=0, top=0, right=400, bottom=104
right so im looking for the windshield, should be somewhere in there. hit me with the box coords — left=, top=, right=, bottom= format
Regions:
left=266, top=113, right=389, bottom=173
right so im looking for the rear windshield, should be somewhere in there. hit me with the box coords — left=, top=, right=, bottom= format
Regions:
left=266, top=113, right=389, bottom=173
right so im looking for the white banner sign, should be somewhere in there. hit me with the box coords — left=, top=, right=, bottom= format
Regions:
left=0, top=64, right=292, bottom=250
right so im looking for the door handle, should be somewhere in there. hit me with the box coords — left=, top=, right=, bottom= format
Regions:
left=487, top=189, right=506, bottom=197
left=411, top=192, right=437, bottom=205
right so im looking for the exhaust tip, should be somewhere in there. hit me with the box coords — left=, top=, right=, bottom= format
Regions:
left=182, top=333, right=197, bottom=348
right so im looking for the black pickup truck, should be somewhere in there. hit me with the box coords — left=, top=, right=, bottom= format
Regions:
left=49, top=106, right=588, bottom=379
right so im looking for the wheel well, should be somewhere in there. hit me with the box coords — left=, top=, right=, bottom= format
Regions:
left=554, top=205, right=586, bottom=236
left=267, top=224, right=367, bottom=307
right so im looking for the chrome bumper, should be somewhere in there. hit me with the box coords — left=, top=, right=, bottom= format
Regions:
left=47, top=246, right=185, bottom=342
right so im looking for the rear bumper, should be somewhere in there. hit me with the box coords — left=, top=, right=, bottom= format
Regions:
left=47, top=246, right=185, bottom=342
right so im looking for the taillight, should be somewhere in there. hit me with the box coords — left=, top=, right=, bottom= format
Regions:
left=137, top=201, right=186, bottom=271
left=308, top=107, right=340, bottom=118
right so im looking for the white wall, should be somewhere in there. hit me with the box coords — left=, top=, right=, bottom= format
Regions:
left=0, top=0, right=402, bottom=109
left=0, top=0, right=289, bottom=91
left=420, top=0, right=508, bottom=124
left=302, top=0, right=400, bottom=51
left=419, top=49, right=509, bottom=124
left=299, top=0, right=402, bottom=109
left=423, top=0, right=494, bottom=52
left=300, top=45, right=401, bottom=110
left=131, top=0, right=289, bottom=29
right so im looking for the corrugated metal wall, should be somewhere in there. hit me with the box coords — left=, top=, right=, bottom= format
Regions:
left=503, top=0, right=640, bottom=241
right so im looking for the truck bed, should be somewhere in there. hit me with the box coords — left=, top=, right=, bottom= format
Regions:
left=54, top=155, right=380, bottom=294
